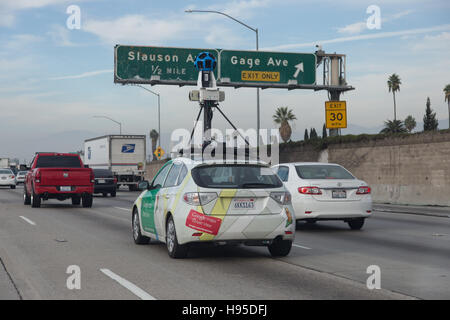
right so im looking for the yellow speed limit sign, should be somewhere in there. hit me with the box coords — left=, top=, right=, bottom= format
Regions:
left=325, top=101, right=347, bottom=129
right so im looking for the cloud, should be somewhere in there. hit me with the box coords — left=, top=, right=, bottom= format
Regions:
left=48, top=69, right=113, bottom=80
left=265, top=24, right=450, bottom=50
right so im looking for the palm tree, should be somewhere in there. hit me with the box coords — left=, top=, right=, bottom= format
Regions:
left=380, top=119, right=407, bottom=134
left=404, top=115, right=416, bottom=133
left=387, top=74, right=401, bottom=121
left=149, top=129, right=159, bottom=160
left=273, top=107, right=297, bottom=143
left=444, top=84, right=450, bottom=129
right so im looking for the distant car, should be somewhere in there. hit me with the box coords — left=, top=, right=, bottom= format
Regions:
left=15, top=171, right=27, bottom=184
left=132, top=157, right=295, bottom=259
left=0, top=169, right=16, bottom=189
left=272, top=162, right=372, bottom=230
left=93, top=169, right=117, bottom=197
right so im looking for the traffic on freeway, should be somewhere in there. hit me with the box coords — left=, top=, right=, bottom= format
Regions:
left=1, top=0, right=449, bottom=313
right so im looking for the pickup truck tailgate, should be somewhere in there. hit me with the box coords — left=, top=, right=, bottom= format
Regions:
left=39, top=168, right=92, bottom=186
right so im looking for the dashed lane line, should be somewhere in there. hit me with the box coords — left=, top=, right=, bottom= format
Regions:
left=19, top=216, right=36, bottom=226
left=293, top=244, right=312, bottom=250
left=100, top=268, right=156, bottom=300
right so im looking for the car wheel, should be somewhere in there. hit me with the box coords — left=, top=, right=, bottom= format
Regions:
left=268, top=238, right=292, bottom=257
left=10, top=185, right=16, bottom=189
left=31, top=190, right=41, bottom=208
left=72, top=196, right=81, bottom=206
left=110, top=191, right=116, bottom=197
left=132, top=207, right=150, bottom=244
left=23, top=187, right=31, bottom=205
left=82, top=194, right=93, bottom=208
left=348, top=218, right=365, bottom=230
left=102, top=192, right=107, bottom=197
left=166, top=216, right=188, bottom=259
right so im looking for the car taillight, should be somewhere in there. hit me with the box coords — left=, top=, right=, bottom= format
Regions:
left=10, top=175, right=15, bottom=179
left=298, top=186, right=322, bottom=195
left=183, top=192, right=217, bottom=206
left=270, top=192, right=292, bottom=205
left=35, top=172, right=41, bottom=183
left=114, top=177, right=117, bottom=184
left=356, top=186, right=371, bottom=195
left=90, top=171, right=95, bottom=184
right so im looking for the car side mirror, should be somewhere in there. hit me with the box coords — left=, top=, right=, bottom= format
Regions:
left=138, top=181, right=150, bottom=191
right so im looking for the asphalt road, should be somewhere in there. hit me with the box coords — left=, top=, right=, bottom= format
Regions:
left=1, top=186, right=448, bottom=300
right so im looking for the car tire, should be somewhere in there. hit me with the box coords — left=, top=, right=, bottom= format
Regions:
left=132, top=207, right=150, bottom=245
left=102, top=192, right=107, bottom=197
left=72, top=196, right=81, bottom=206
left=31, top=190, right=41, bottom=208
left=268, top=238, right=292, bottom=257
left=82, top=194, right=93, bottom=208
left=166, top=216, right=188, bottom=259
left=23, top=187, right=31, bottom=205
left=110, top=191, right=116, bottom=197
left=348, top=218, right=365, bottom=230
left=10, top=185, right=16, bottom=189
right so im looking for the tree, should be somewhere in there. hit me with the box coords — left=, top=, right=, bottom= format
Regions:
left=444, top=84, right=450, bottom=129
left=423, top=97, right=438, bottom=131
left=309, top=128, right=318, bottom=139
left=380, top=119, right=407, bottom=134
left=404, top=115, right=416, bottom=133
left=273, top=107, right=297, bottom=143
left=387, top=73, right=401, bottom=121
left=304, top=129, right=309, bottom=141
left=322, top=124, right=328, bottom=139
left=150, top=129, right=159, bottom=160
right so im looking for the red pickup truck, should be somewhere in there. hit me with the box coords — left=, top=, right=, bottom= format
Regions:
left=24, top=153, right=94, bottom=208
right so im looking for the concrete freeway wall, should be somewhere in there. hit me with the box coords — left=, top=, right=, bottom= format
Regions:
left=280, top=131, right=450, bottom=206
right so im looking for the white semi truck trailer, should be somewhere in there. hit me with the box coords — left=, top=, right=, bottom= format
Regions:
left=0, top=158, right=10, bottom=169
left=84, top=135, right=146, bottom=191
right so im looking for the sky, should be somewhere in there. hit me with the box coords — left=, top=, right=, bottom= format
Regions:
left=0, top=0, right=449, bottom=162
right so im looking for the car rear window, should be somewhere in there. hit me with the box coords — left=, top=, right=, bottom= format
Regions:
left=295, top=165, right=355, bottom=180
left=93, top=169, right=113, bottom=177
left=0, top=169, right=12, bottom=174
left=192, top=164, right=283, bottom=189
left=35, top=155, right=82, bottom=168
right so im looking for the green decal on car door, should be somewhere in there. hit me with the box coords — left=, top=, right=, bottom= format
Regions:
left=141, top=188, right=160, bottom=235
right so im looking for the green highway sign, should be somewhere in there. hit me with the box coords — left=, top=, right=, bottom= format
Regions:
left=114, top=45, right=219, bottom=84
left=114, top=45, right=317, bottom=88
left=219, top=50, right=316, bottom=86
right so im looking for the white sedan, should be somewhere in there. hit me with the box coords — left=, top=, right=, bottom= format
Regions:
left=272, top=162, right=372, bottom=230
left=0, top=169, right=16, bottom=189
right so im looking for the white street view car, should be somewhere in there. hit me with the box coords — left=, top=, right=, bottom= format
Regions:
left=273, top=162, right=372, bottom=230
left=15, top=171, right=27, bottom=184
left=132, top=158, right=295, bottom=258
left=0, top=169, right=16, bottom=189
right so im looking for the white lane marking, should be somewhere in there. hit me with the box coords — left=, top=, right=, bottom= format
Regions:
left=293, top=244, right=312, bottom=250
left=100, top=268, right=156, bottom=300
left=114, top=207, right=130, bottom=212
left=19, top=216, right=36, bottom=226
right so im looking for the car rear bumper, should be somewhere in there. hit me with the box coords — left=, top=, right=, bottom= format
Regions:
left=293, top=196, right=372, bottom=220
left=34, top=185, right=93, bottom=195
left=176, top=209, right=296, bottom=245
left=0, top=179, right=16, bottom=186
left=94, top=185, right=116, bottom=193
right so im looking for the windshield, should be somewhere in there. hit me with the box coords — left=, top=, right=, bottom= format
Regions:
left=295, top=165, right=355, bottom=180
left=36, top=155, right=82, bottom=168
left=192, top=164, right=283, bottom=189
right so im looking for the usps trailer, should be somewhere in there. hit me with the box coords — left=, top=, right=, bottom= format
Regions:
left=84, top=135, right=146, bottom=191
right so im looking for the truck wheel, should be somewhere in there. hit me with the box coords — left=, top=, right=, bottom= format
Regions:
left=166, top=216, right=188, bottom=259
left=82, top=194, right=93, bottom=208
left=348, top=218, right=365, bottom=230
left=110, top=191, right=116, bottom=197
left=23, top=187, right=31, bottom=205
left=31, top=190, right=41, bottom=208
left=72, top=196, right=81, bottom=206
left=102, top=192, right=108, bottom=197
left=132, top=207, right=150, bottom=244
left=268, top=238, right=292, bottom=257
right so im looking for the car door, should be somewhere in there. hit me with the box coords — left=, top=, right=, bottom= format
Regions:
left=140, top=162, right=172, bottom=237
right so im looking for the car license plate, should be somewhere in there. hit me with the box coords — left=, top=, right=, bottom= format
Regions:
left=233, top=199, right=255, bottom=209
left=98, top=179, right=106, bottom=184
left=60, top=186, right=71, bottom=192
left=332, top=190, right=346, bottom=199
left=1, top=177, right=6, bottom=180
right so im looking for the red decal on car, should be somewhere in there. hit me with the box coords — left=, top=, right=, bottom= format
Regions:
left=185, top=210, right=222, bottom=236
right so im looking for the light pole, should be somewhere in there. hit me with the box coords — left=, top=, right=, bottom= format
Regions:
left=131, top=84, right=161, bottom=149
left=185, top=9, right=260, bottom=153
left=93, top=115, right=122, bottom=134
